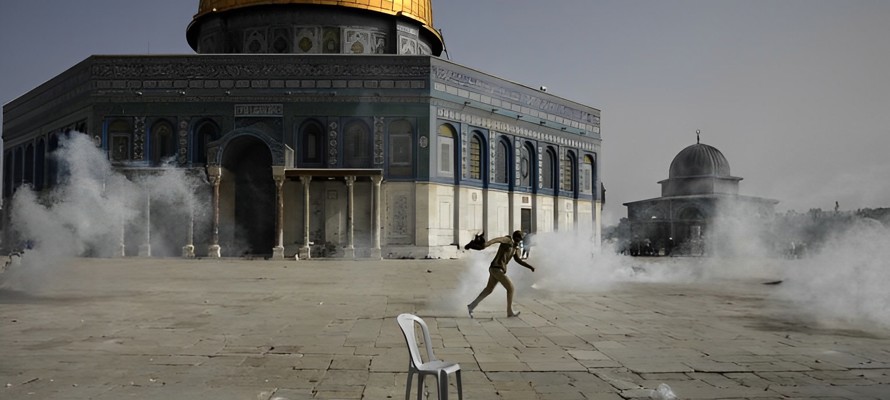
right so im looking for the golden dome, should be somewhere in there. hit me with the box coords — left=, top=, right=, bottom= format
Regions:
left=195, top=0, right=436, bottom=31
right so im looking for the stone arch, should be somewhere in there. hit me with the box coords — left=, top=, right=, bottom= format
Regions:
left=468, top=130, right=487, bottom=183
left=519, top=141, right=536, bottom=192
left=436, top=123, right=458, bottom=181
left=207, top=128, right=290, bottom=167
left=149, top=119, right=177, bottom=166
left=677, top=206, right=706, bottom=221
left=580, top=154, right=595, bottom=196
left=675, top=205, right=707, bottom=247
left=343, top=119, right=372, bottom=168
left=565, top=149, right=577, bottom=196
left=207, top=129, right=291, bottom=257
left=297, top=119, right=326, bottom=167
left=387, top=119, right=414, bottom=177
left=494, top=136, right=512, bottom=186
left=191, top=119, right=221, bottom=165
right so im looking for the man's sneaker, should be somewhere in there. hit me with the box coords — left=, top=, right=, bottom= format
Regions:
left=467, top=305, right=474, bottom=318
left=508, top=311, right=521, bottom=318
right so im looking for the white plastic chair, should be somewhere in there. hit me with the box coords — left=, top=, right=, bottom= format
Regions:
left=396, top=313, right=463, bottom=400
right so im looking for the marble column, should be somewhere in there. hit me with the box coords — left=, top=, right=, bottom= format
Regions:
left=118, top=217, right=126, bottom=257
left=138, top=190, right=151, bottom=257
left=272, top=174, right=285, bottom=259
left=207, top=166, right=222, bottom=258
left=370, top=175, right=383, bottom=259
left=344, top=176, right=356, bottom=259
left=182, top=203, right=195, bottom=258
left=298, top=175, right=312, bottom=260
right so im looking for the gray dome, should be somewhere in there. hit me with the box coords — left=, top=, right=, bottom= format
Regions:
left=668, top=143, right=731, bottom=178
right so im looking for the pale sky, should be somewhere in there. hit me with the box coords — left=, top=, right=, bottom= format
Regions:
left=2, top=0, right=889, bottom=225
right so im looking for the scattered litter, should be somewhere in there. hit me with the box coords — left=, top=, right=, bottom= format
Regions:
left=22, top=378, right=39, bottom=385
left=649, top=383, right=677, bottom=400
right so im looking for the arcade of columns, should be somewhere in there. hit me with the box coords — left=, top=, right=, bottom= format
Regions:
left=125, top=167, right=384, bottom=260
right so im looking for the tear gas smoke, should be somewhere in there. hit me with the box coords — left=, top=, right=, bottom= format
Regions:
left=777, top=218, right=890, bottom=328
left=452, top=210, right=890, bottom=329
left=1, top=133, right=208, bottom=292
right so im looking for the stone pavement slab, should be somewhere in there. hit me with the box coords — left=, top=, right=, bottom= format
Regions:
left=1, top=257, right=889, bottom=399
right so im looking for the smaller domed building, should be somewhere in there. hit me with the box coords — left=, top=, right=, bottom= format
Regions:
left=623, top=134, right=777, bottom=255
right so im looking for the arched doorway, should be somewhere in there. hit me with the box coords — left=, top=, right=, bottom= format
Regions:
left=676, top=206, right=706, bottom=255
left=221, top=135, right=275, bottom=257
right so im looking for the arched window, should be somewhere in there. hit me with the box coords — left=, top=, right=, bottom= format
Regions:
left=468, top=131, right=485, bottom=181
left=271, top=28, right=290, bottom=53
left=299, top=120, right=325, bottom=167
left=564, top=151, right=577, bottom=194
left=519, top=142, right=535, bottom=190
left=494, top=137, right=511, bottom=184
left=437, top=124, right=456, bottom=177
left=244, top=29, right=266, bottom=53
left=343, top=120, right=371, bottom=168
left=542, top=146, right=557, bottom=190
left=388, top=119, right=413, bottom=177
left=108, top=119, right=132, bottom=163
left=580, top=155, right=595, bottom=195
left=150, top=120, right=176, bottom=166
left=192, top=120, right=220, bottom=165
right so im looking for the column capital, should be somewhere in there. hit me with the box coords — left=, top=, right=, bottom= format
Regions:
left=371, top=175, right=383, bottom=185
left=299, top=175, right=312, bottom=185
left=345, top=175, right=356, bottom=187
left=206, top=165, right=222, bottom=178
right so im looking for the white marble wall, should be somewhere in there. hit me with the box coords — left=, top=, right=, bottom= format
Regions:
left=278, top=179, right=599, bottom=259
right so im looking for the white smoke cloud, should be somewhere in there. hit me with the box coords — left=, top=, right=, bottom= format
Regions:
left=2, top=133, right=205, bottom=292
left=451, top=217, right=890, bottom=329
left=776, top=219, right=890, bottom=328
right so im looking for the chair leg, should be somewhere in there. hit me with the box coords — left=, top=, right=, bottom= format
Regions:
left=405, top=371, right=413, bottom=400
left=438, top=371, right=448, bottom=400
left=456, top=370, right=463, bottom=400
left=416, top=375, right=425, bottom=400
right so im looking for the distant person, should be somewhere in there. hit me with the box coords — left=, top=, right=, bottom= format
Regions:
left=465, top=230, right=535, bottom=318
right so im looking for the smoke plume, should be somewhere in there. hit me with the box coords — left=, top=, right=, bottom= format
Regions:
left=2, top=133, right=205, bottom=292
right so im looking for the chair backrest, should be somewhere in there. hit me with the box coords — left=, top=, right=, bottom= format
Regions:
left=396, top=313, right=438, bottom=367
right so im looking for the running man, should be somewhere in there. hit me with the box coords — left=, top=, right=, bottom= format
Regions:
left=466, top=230, right=535, bottom=318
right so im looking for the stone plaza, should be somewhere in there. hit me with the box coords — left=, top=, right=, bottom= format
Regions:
left=1, top=256, right=889, bottom=399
